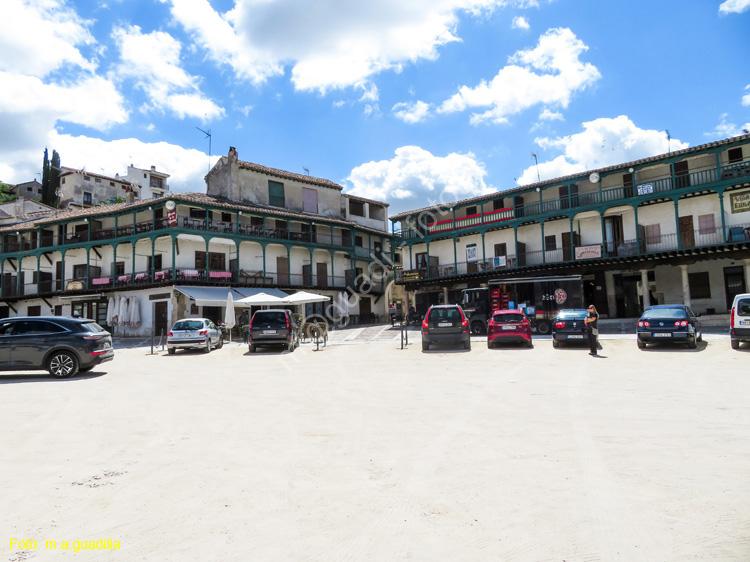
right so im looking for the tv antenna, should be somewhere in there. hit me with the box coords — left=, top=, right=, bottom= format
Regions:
left=531, top=152, right=541, bottom=183
left=303, top=166, right=310, bottom=175
left=196, top=126, right=212, bottom=173
left=665, top=129, right=671, bottom=154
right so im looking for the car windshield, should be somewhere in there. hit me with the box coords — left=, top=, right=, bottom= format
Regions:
left=737, top=298, right=750, bottom=316
left=173, top=321, right=204, bottom=330
left=557, top=310, right=587, bottom=319
left=494, top=313, right=525, bottom=323
left=80, top=321, right=106, bottom=333
left=428, top=308, right=461, bottom=322
left=642, top=308, right=687, bottom=320
left=254, top=312, right=287, bottom=324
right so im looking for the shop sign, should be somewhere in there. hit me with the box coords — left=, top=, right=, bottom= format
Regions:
left=66, top=281, right=84, bottom=291
left=466, top=244, right=478, bottom=262
left=637, top=183, right=654, bottom=195
left=574, top=244, right=602, bottom=260
left=167, top=209, right=178, bottom=226
left=730, top=190, right=750, bottom=214
left=401, top=271, right=421, bottom=282
left=493, top=256, right=507, bottom=268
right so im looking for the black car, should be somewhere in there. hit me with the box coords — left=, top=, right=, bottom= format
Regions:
left=421, top=305, right=471, bottom=351
left=248, top=309, right=301, bottom=353
left=0, top=316, right=114, bottom=377
left=637, top=305, right=702, bottom=349
left=552, top=309, right=589, bottom=348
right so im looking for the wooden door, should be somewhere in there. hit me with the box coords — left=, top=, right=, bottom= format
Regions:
left=562, top=232, right=572, bottom=261
left=724, top=266, right=746, bottom=310
left=316, top=263, right=328, bottom=287
left=679, top=215, right=695, bottom=248
left=517, top=242, right=526, bottom=266
left=154, top=301, right=169, bottom=337
left=276, top=257, right=289, bottom=285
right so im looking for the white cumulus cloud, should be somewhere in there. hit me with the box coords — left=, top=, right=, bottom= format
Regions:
left=113, top=25, right=224, bottom=121
left=512, top=16, right=530, bottom=29
left=439, top=28, right=600, bottom=124
left=160, top=0, right=514, bottom=93
left=0, top=0, right=96, bottom=77
left=346, top=146, right=494, bottom=214
left=392, top=101, right=432, bottom=124
left=719, top=0, right=750, bottom=15
left=516, top=116, right=689, bottom=185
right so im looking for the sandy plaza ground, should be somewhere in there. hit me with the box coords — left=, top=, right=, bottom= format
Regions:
left=2, top=330, right=750, bottom=561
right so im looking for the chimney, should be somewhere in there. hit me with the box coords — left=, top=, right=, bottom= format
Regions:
left=229, top=146, right=238, bottom=159
left=151, top=165, right=156, bottom=171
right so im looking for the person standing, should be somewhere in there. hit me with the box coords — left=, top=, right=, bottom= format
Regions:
left=584, top=304, right=600, bottom=356
left=388, top=302, right=397, bottom=326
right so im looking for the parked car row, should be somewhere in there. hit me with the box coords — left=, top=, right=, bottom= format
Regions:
left=421, top=297, right=750, bottom=352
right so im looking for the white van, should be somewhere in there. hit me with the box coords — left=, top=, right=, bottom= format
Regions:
left=730, top=293, right=750, bottom=349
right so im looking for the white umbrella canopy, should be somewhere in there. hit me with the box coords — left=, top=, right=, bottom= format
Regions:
left=129, top=296, right=141, bottom=326
left=280, top=291, right=331, bottom=305
left=236, top=292, right=285, bottom=306
left=106, top=297, right=116, bottom=325
left=224, top=292, right=236, bottom=342
left=118, top=296, right=129, bottom=326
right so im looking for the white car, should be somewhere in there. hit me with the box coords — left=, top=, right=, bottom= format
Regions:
left=730, top=293, right=750, bottom=350
left=167, top=318, right=223, bottom=354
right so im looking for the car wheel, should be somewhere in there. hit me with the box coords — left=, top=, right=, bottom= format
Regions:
left=470, top=321, right=485, bottom=335
left=205, top=339, right=212, bottom=353
left=637, top=338, right=645, bottom=349
left=168, top=348, right=176, bottom=355
left=526, top=339, right=534, bottom=348
left=687, top=335, right=697, bottom=349
left=248, top=344, right=256, bottom=353
left=697, top=330, right=703, bottom=342
left=552, top=339, right=560, bottom=348
left=535, top=320, right=552, bottom=335
left=47, top=351, right=79, bottom=378
left=487, top=341, right=494, bottom=349
left=731, top=338, right=740, bottom=350
left=216, top=336, right=224, bottom=349
left=464, top=340, right=471, bottom=351
left=422, top=341, right=429, bottom=351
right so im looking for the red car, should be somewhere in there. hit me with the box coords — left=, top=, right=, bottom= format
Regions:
left=487, top=309, right=533, bottom=348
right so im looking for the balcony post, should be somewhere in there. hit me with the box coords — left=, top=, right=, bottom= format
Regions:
left=481, top=232, right=486, bottom=265
left=86, top=247, right=91, bottom=290
left=204, top=237, right=209, bottom=281
left=513, top=226, right=518, bottom=263
left=61, top=251, right=66, bottom=291
left=36, top=254, right=41, bottom=294
left=541, top=221, right=546, bottom=264
left=17, top=261, right=23, bottom=296
left=113, top=243, right=118, bottom=284
left=115, top=215, right=118, bottom=237
left=719, top=191, right=727, bottom=243
left=600, top=213, right=607, bottom=256
left=640, top=269, right=650, bottom=311
left=151, top=237, right=156, bottom=283
left=425, top=241, right=431, bottom=279
left=452, top=236, right=457, bottom=272
left=172, top=235, right=177, bottom=281
left=262, top=244, right=267, bottom=286
left=680, top=264, right=691, bottom=308
left=634, top=204, right=641, bottom=252
left=131, top=242, right=136, bottom=284
left=330, top=250, right=335, bottom=287
left=569, top=217, right=574, bottom=260
left=673, top=197, right=681, bottom=249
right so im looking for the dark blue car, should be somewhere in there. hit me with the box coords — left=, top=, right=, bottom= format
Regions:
left=636, top=305, right=702, bottom=349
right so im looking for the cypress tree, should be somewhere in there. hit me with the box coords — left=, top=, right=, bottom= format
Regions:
left=41, top=148, right=50, bottom=204
left=49, top=150, right=61, bottom=207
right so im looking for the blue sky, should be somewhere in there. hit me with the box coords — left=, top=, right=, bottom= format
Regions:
left=1, top=0, right=749, bottom=216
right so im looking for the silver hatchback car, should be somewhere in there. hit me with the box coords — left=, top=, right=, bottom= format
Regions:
left=167, top=318, right=223, bottom=354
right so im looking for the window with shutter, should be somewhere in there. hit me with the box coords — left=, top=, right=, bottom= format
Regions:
left=269, top=181, right=285, bottom=207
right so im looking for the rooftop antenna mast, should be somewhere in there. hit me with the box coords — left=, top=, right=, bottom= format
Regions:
left=531, top=152, right=541, bottom=183
left=196, top=126, right=212, bottom=174
left=665, top=129, right=671, bottom=154
left=303, top=166, right=310, bottom=175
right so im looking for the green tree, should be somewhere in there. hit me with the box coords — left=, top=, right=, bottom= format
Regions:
left=48, top=150, right=61, bottom=207
left=0, top=182, right=18, bottom=203
left=41, top=148, right=50, bottom=204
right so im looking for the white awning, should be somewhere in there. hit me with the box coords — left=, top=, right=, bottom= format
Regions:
left=175, top=286, right=288, bottom=307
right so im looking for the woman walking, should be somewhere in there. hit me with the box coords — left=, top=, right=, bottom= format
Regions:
left=585, top=304, right=600, bottom=356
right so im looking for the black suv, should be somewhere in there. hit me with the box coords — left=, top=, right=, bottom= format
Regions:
left=0, top=316, right=114, bottom=377
left=421, top=305, right=471, bottom=351
left=248, top=309, right=301, bottom=353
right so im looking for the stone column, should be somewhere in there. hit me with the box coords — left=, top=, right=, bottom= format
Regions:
left=744, top=259, right=750, bottom=290
left=640, top=269, right=650, bottom=311
left=680, top=264, right=691, bottom=308
left=443, top=286, right=449, bottom=304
